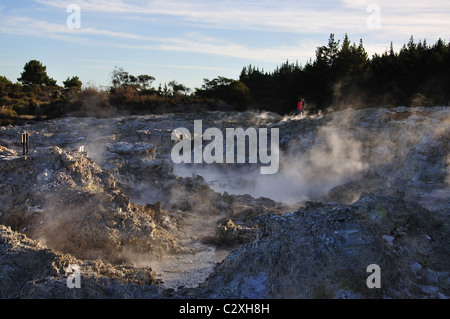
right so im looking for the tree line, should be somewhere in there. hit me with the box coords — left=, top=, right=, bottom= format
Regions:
left=1, top=34, right=449, bottom=125
left=239, top=34, right=450, bottom=114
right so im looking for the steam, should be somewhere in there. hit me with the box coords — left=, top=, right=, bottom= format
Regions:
left=284, top=125, right=368, bottom=195
left=280, top=109, right=324, bottom=122
left=173, top=107, right=450, bottom=204
left=174, top=112, right=368, bottom=203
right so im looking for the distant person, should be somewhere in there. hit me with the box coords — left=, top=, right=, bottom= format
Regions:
left=296, top=98, right=304, bottom=115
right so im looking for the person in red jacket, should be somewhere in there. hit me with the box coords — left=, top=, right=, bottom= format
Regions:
left=296, top=98, right=304, bottom=115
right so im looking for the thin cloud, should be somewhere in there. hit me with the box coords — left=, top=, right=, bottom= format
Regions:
left=5, top=1, right=449, bottom=65
left=35, top=0, right=353, bottom=33
left=341, top=0, right=450, bottom=36
left=35, top=0, right=450, bottom=37
left=118, top=34, right=317, bottom=63
left=0, top=15, right=154, bottom=41
left=342, top=0, right=450, bottom=11
left=0, top=13, right=316, bottom=63
left=75, top=58, right=235, bottom=72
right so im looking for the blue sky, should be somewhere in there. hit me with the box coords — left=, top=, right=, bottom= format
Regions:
left=1, top=0, right=449, bottom=91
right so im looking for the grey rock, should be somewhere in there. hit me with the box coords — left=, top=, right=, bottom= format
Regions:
left=0, top=107, right=449, bottom=299
left=410, top=262, right=422, bottom=276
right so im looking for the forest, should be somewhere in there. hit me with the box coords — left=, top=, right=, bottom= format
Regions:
left=1, top=34, right=449, bottom=125
left=240, top=34, right=450, bottom=114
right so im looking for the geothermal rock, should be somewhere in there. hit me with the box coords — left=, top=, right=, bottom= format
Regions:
left=0, top=145, right=17, bottom=157
left=0, top=106, right=449, bottom=299
left=190, top=194, right=449, bottom=299
left=105, top=141, right=156, bottom=157
left=214, top=218, right=258, bottom=246
left=0, top=147, right=178, bottom=264
left=0, top=225, right=161, bottom=299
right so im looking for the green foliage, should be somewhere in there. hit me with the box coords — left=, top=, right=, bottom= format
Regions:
left=168, top=80, right=190, bottom=95
left=0, top=76, right=13, bottom=98
left=18, top=60, right=57, bottom=87
left=63, top=76, right=82, bottom=90
left=110, top=66, right=155, bottom=93
left=368, top=36, right=450, bottom=107
left=196, top=76, right=252, bottom=109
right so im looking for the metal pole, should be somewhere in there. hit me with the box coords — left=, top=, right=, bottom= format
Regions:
left=22, top=133, right=26, bottom=155
left=21, top=133, right=29, bottom=155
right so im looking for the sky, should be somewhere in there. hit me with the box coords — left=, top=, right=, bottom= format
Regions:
left=0, top=0, right=449, bottom=91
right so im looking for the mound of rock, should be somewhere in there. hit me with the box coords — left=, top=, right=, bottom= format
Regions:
left=0, top=145, right=17, bottom=157
left=213, top=218, right=258, bottom=246
left=189, top=193, right=449, bottom=299
left=0, top=225, right=161, bottom=299
left=0, top=146, right=178, bottom=264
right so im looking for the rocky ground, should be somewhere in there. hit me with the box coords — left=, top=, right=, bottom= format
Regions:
left=0, top=106, right=448, bottom=298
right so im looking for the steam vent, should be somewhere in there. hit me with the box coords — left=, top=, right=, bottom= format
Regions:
left=1, top=107, right=449, bottom=299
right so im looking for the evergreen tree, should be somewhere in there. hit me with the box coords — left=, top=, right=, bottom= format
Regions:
left=63, top=76, right=82, bottom=90
left=18, top=60, right=57, bottom=87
